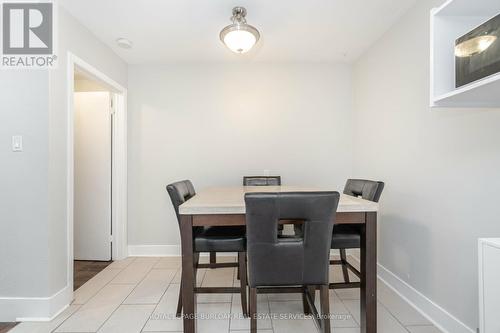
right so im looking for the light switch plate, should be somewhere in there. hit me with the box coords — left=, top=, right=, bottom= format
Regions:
left=12, top=135, right=23, bottom=152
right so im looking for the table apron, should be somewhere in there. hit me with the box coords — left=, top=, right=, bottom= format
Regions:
left=189, top=211, right=367, bottom=226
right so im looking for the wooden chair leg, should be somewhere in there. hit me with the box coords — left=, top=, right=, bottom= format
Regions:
left=302, top=285, right=316, bottom=314
left=302, top=288, right=309, bottom=315
left=209, top=252, right=216, bottom=265
left=238, top=252, right=248, bottom=317
left=309, top=286, right=316, bottom=303
left=249, top=287, right=257, bottom=333
left=194, top=252, right=200, bottom=279
left=340, top=249, right=350, bottom=283
left=176, top=280, right=183, bottom=317
left=320, top=285, right=331, bottom=333
left=236, top=252, right=246, bottom=280
left=177, top=252, right=199, bottom=317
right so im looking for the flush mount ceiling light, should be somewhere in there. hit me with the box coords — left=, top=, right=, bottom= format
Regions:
left=455, top=35, right=497, bottom=57
left=220, top=7, right=260, bottom=54
left=116, top=37, right=133, bottom=49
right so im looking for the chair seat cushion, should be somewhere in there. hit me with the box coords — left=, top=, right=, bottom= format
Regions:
left=331, top=224, right=361, bottom=249
left=194, top=226, right=246, bottom=252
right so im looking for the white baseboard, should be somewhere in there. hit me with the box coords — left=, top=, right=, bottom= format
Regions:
left=377, top=264, right=475, bottom=333
left=0, top=285, right=72, bottom=322
left=348, top=254, right=475, bottom=333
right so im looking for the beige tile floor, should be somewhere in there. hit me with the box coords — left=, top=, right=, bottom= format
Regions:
left=10, top=255, right=443, bottom=333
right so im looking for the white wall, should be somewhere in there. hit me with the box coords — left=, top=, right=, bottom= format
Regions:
left=353, top=0, right=500, bottom=331
left=46, top=4, right=127, bottom=297
left=74, top=78, right=109, bottom=92
left=128, top=63, right=353, bottom=248
left=0, top=71, right=50, bottom=300
left=0, top=5, right=127, bottom=321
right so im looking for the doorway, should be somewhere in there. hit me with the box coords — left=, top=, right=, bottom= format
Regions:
left=67, top=53, right=128, bottom=293
left=73, top=72, right=114, bottom=288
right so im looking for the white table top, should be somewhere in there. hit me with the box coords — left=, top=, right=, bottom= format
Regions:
left=179, top=186, right=379, bottom=215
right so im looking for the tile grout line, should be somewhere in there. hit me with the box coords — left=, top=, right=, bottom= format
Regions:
left=197, top=258, right=234, bottom=331
left=72, top=265, right=128, bottom=303
left=49, top=304, right=82, bottom=333
left=109, top=257, right=159, bottom=285
left=268, top=292, right=276, bottom=333
left=228, top=265, right=236, bottom=333
left=140, top=265, right=182, bottom=332
left=141, top=258, right=209, bottom=331
left=53, top=258, right=147, bottom=332
left=255, top=266, right=275, bottom=333
left=87, top=282, right=137, bottom=333
left=378, top=299, right=412, bottom=333
left=136, top=303, right=158, bottom=333
left=49, top=258, right=138, bottom=333
left=92, top=258, right=157, bottom=333
left=333, top=281, right=361, bottom=328
left=329, top=255, right=362, bottom=329
left=50, top=256, right=423, bottom=333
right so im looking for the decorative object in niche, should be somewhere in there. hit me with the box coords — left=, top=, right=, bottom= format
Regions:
left=455, top=13, right=500, bottom=88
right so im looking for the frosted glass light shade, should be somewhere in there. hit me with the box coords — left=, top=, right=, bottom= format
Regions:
left=455, top=35, right=497, bottom=57
left=220, top=24, right=260, bottom=54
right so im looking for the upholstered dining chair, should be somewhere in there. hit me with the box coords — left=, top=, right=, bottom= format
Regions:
left=243, top=176, right=281, bottom=186
left=330, top=179, right=384, bottom=289
left=243, top=175, right=293, bottom=238
left=166, top=180, right=248, bottom=317
left=245, top=191, right=339, bottom=333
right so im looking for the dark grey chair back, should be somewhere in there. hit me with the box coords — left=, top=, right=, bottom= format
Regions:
left=343, top=179, right=384, bottom=202
left=243, top=176, right=281, bottom=186
left=166, top=180, right=196, bottom=224
left=244, top=192, right=339, bottom=287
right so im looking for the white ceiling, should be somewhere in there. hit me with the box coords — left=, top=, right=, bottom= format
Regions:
left=60, top=0, right=417, bottom=64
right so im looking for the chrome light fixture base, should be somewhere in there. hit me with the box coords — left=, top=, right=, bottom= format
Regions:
left=220, top=6, right=260, bottom=54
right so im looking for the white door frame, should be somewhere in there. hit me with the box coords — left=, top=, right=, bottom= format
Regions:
left=66, top=52, right=128, bottom=291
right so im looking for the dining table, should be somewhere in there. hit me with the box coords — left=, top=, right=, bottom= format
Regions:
left=178, top=186, right=378, bottom=333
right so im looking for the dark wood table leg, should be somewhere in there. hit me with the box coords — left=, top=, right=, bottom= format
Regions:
left=180, top=215, right=196, bottom=333
left=360, top=212, right=377, bottom=333
left=320, top=285, right=331, bottom=333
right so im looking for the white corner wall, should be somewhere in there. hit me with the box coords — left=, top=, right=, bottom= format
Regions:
left=47, top=4, right=127, bottom=297
left=0, top=71, right=51, bottom=319
left=0, top=4, right=127, bottom=321
left=353, top=0, right=500, bottom=331
left=127, top=63, right=353, bottom=251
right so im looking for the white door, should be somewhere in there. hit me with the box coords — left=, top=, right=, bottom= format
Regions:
left=74, top=92, right=112, bottom=261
